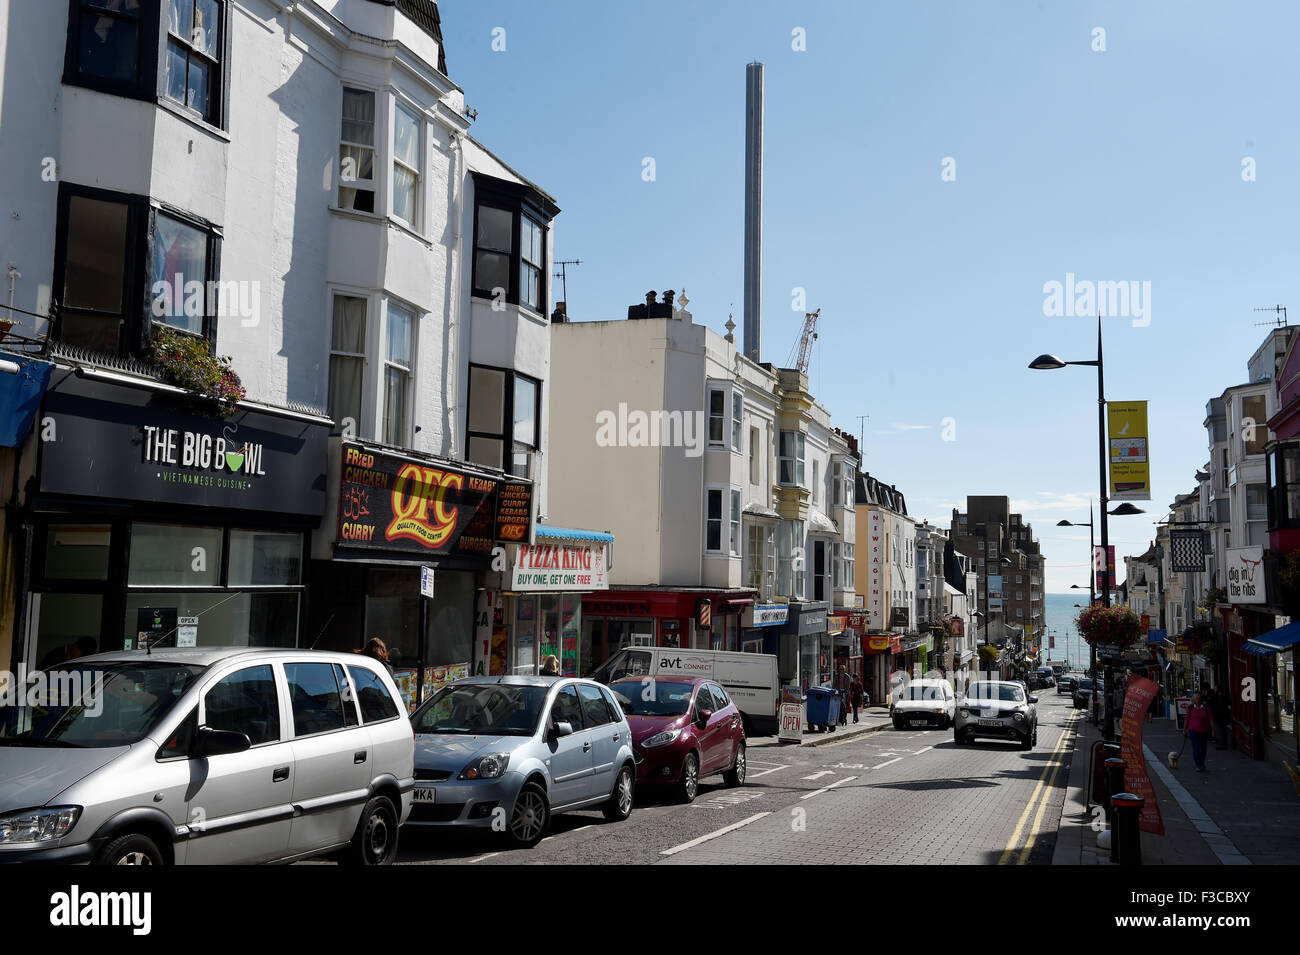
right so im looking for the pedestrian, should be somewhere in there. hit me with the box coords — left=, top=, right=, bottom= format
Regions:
left=357, top=637, right=394, bottom=676
left=1183, top=691, right=1215, bottom=773
left=540, top=654, right=560, bottom=676
left=834, top=665, right=851, bottom=725
left=848, top=673, right=864, bottom=724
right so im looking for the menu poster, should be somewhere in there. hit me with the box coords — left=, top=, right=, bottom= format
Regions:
left=494, top=481, right=533, bottom=543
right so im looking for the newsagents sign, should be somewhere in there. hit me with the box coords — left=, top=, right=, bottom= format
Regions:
left=38, top=370, right=327, bottom=516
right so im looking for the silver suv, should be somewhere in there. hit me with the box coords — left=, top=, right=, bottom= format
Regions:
left=953, top=680, right=1039, bottom=749
left=0, top=648, right=414, bottom=865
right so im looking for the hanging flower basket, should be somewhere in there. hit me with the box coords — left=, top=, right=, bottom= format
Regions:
left=1075, top=604, right=1142, bottom=649
left=149, top=328, right=246, bottom=419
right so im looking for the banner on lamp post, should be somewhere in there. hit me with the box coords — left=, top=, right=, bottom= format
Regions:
left=1108, top=401, right=1151, bottom=501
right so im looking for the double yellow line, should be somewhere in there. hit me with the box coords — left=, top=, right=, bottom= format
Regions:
left=998, top=713, right=1079, bottom=865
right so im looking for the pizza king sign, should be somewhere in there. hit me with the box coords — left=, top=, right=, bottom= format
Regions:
left=511, top=541, right=609, bottom=592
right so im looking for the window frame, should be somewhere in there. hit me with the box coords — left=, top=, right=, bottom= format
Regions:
left=390, top=98, right=423, bottom=229
left=327, top=291, right=369, bottom=438
left=338, top=85, right=378, bottom=214
left=704, top=487, right=725, bottom=555
left=779, top=431, right=806, bottom=487
left=465, top=362, right=542, bottom=478
left=469, top=176, right=555, bottom=317
left=162, top=0, right=228, bottom=126
left=382, top=300, right=416, bottom=447
left=731, top=392, right=743, bottom=453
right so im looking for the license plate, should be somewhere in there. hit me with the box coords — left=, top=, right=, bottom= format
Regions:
left=977, top=719, right=1003, bottom=727
left=413, top=787, right=437, bottom=803
left=910, top=720, right=927, bottom=727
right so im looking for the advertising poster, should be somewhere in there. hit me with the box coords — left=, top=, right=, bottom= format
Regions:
left=1108, top=401, right=1152, bottom=501
left=1119, top=674, right=1165, bottom=835
left=1094, top=545, right=1117, bottom=594
left=1225, top=546, right=1266, bottom=604
left=987, top=575, right=1003, bottom=612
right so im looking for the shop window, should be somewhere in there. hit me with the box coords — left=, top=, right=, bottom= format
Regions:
left=466, top=364, right=540, bottom=478
left=228, top=530, right=302, bottom=585
left=204, top=665, right=280, bottom=745
left=339, top=87, right=376, bottom=212
left=128, top=523, right=222, bottom=586
left=328, top=294, right=367, bottom=436
left=391, top=100, right=421, bottom=227
left=164, top=0, right=224, bottom=123
left=285, top=662, right=347, bottom=736
left=33, top=595, right=105, bottom=668
left=383, top=302, right=414, bottom=446
left=43, top=524, right=111, bottom=580
left=514, top=596, right=537, bottom=675
left=125, top=591, right=299, bottom=649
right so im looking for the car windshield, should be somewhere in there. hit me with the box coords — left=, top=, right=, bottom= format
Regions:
left=965, top=682, right=1025, bottom=703
left=0, top=662, right=205, bottom=749
left=412, top=683, right=548, bottom=736
left=905, top=684, right=945, bottom=700
left=1077, top=679, right=1094, bottom=689
left=609, top=680, right=694, bottom=716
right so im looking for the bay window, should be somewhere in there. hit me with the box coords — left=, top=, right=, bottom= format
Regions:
left=467, top=364, right=541, bottom=478
left=383, top=303, right=414, bottom=446
left=391, top=101, right=421, bottom=226
left=1267, top=442, right=1300, bottom=531
left=339, top=87, right=376, bottom=212
left=328, top=294, right=366, bottom=436
left=705, top=489, right=723, bottom=553
left=164, top=0, right=223, bottom=123
left=470, top=173, right=557, bottom=315
left=779, top=431, right=806, bottom=486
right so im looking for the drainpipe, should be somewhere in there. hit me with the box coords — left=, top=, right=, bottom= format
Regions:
left=446, top=130, right=464, bottom=458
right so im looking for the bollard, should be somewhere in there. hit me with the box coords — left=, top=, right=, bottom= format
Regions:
left=1104, top=757, right=1127, bottom=861
left=1111, top=793, right=1144, bottom=865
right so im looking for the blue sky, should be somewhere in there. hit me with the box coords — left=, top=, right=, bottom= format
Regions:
left=439, top=0, right=1300, bottom=593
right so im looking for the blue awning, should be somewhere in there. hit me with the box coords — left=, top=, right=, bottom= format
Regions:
left=534, top=525, right=613, bottom=544
left=0, top=353, right=52, bottom=447
left=1243, top=620, right=1300, bottom=656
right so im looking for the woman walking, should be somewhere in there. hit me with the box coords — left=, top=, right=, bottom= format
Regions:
left=1183, top=691, right=1216, bottom=773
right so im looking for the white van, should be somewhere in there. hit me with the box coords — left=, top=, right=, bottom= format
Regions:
left=591, top=647, right=780, bottom=736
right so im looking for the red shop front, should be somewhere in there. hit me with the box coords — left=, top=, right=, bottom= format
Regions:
left=579, top=587, right=756, bottom=675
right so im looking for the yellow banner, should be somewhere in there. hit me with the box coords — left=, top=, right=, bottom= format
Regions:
left=1108, top=400, right=1151, bottom=501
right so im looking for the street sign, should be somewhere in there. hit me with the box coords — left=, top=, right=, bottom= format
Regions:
left=420, top=566, right=436, bottom=599
left=778, top=702, right=803, bottom=743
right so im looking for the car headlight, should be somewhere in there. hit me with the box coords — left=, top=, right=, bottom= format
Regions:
left=1013, top=712, right=1026, bottom=722
left=0, top=806, right=81, bottom=845
left=641, top=728, right=682, bottom=749
left=960, top=709, right=971, bottom=719
left=460, top=753, right=510, bottom=780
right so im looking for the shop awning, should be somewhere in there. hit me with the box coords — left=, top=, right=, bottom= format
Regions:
left=534, top=525, right=614, bottom=544
left=725, top=597, right=754, bottom=607
left=0, top=353, right=52, bottom=447
left=1243, top=620, right=1300, bottom=656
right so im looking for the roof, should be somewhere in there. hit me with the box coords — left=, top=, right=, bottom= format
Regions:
left=365, top=1, right=448, bottom=75
left=68, top=647, right=360, bottom=667
left=534, top=525, right=613, bottom=544
left=807, top=508, right=838, bottom=534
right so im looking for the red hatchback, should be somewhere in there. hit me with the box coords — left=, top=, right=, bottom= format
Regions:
left=608, top=676, right=746, bottom=803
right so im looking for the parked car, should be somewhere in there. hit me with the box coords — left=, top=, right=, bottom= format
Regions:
left=608, top=676, right=745, bottom=803
left=408, top=676, right=636, bottom=848
left=890, top=678, right=956, bottom=729
left=0, top=647, right=414, bottom=865
left=1035, top=667, right=1055, bottom=688
left=1073, top=677, right=1098, bottom=709
left=592, top=647, right=779, bottom=737
left=954, top=680, right=1039, bottom=749
left=1057, top=674, right=1075, bottom=695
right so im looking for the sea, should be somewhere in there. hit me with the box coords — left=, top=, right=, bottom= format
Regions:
left=1042, top=593, right=1090, bottom=671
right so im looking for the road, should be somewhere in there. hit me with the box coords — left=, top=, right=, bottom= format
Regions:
left=392, top=691, right=1081, bottom=865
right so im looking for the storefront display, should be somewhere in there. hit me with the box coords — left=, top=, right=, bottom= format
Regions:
left=508, top=528, right=610, bottom=676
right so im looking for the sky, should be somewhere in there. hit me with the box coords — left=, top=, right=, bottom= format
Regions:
left=437, top=0, right=1300, bottom=593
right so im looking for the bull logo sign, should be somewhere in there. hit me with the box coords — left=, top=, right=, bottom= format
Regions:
left=1225, top=546, right=1265, bottom=605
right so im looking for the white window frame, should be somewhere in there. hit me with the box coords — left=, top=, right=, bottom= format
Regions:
left=707, top=388, right=726, bottom=447
left=731, top=392, right=743, bottom=453
left=749, top=427, right=760, bottom=485
left=338, top=86, right=377, bottom=212
left=391, top=98, right=422, bottom=229
left=382, top=299, right=416, bottom=447
left=779, top=431, right=806, bottom=487
left=327, top=291, right=369, bottom=438
left=730, top=489, right=742, bottom=557
left=704, top=486, right=726, bottom=554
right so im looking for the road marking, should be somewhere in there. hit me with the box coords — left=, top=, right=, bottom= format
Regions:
left=801, top=775, right=857, bottom=799
left=998, top=715, right=1076, bottom=865
left=747, top=764, right=789, bottom=779
left=1016, top=724, right=1075, bottom=863
left=914, top=746, right=933, bottom=755
left=802, top=771, right=835, bottom=780
left=465, top=852, right=500, bottom=864
left=871, top=757, right=903, bottom=770
left=660, top=812, right=771, bottom=856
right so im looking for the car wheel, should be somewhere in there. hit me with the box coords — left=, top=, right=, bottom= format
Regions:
left=892, top=718, right=903, bottom=730
left=953, top=729, right=965, bottom=746
left=1032, top=725, right=1039, bottom=746
left=602, top=764, right=635, bottom=822
left=1020, top=732, right=1033, bottom=750
left=723, top=742, right=747, bottom=787
left=95, top=833, right=163, bottom=866
left=506, top=781, right=549, bottom=848
left=678, top=752, right=700, bottom=803
left=342, top=794, right=399, bottom=865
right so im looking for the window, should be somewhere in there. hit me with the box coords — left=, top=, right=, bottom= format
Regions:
left=812, top=461, right=819, bottom=505
left=334, top=664, right=359, bottom=726
left=551, top=684, right=585, bottom=728
left=228, top=530, right=302, bottom=586
left=749, top=427, right=760, bottom=485
left=67, top=0, right=147, bottom=90
left=349, top=665, right=401, bottom=723
left=520, top=216, right=543, bottom=310
left=779, top=519, right=805, bottom=598
left=694, top=684, right=718, bottom=714
left=466, top=364, right=541, bottom=478
left=165, top=0, right=223, bottom=123
left=383, top=303, right=414, bottom=446
left=730, top=490, right=742, bottom=556
left=779, top=431, right=806, bottom=486
left=151, top=211, right=209, bottom=336
left=285, top=662, right=347, bottom=736
left=158, top=708, right=197, bottom=759
left=391, top=101, right=421, bottom=226
left=745, top=524, right=764, bottom=592
left=1242, top=396, right=1268, bottom=455
left=339, top=87, right=376, bottom=212
left=129, top=523, right=222, bottom=586
left=328, top=294, right=366, bottom=435
left=474, top=205, right=512, bottom=299
left=204, top=665, right=280, bottom=745
left=732, top=392, right=743, bottom=452
left=708, top=389, right=726, bottom=445
left=706, top=489, right=723, bottom=553
left=832, top=541, right=843, bottom=589
left=1246, top=484, right=1267, bottom=522
left=1267, top=443, right=1300, bottom=531
left=845, top=543, right=854, bottom=588
left=577, top=684, right=615, bottom=726
left=57, top=191, right=133, bottom=353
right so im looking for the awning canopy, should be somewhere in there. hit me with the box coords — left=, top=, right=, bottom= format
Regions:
left=1243, top=620, right=1300, bottom=656
left=534, top=525, right=613, bottom=544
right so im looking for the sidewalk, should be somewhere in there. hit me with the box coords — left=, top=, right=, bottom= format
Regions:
left=747, top=705, right=893, bottom=749
left=1053, top=709, right=1300, bottom=865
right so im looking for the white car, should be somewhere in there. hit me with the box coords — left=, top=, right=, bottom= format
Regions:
left=890, top=679, right=957, bottom=730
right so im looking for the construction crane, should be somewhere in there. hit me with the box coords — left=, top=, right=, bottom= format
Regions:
left=791, top=308, right=820, bottom=375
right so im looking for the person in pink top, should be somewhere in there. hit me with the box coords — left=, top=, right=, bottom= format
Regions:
left=1183, top=691, right=1216, bottom=773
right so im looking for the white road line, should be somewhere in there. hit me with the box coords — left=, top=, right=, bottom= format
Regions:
left=914, top=746, right=933, bottom=755
left=800, top=775, right=857, bottom=800
left=465, top=852, right=500, bottom=864
left=871, top=757, right=903, bottom=770
left=747, top=764, right=789, bottom=779
left=659, top=812, right=772, bottom=856
left=801, top=771, right=835, bottom=780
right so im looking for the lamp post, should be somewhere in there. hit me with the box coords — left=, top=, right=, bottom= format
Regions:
left=1060, top=506, right=1098, bottom=724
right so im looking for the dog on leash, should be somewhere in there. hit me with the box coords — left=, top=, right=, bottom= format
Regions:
left=1167, top=750, right=1180, bottom=769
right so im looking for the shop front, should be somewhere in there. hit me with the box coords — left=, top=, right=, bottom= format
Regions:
left=308, top=439, right=533, bottom=710
left=781, top=601, right=829, bottom=692
left=580, top=587, right=757, bottom=675
left=9, top=366, right=330, bottom=670
left=861, top=629, right=899, bottom=704
left=741, top=602, right=789, bottom=655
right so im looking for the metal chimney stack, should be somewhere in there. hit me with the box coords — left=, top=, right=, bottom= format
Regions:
left=743, top=61, right=764, bottom=363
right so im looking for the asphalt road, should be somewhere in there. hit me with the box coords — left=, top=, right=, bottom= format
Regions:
left=391, top=691, right=1082, bottom=865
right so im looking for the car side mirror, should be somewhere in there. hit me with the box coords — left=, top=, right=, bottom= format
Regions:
left=550, top=721, right=574, bottom=740
left=1028, top=696, right=1039, bottom=704
left=697, top=708, right=713, bottom=726
left=193, top=725, right=252, bottom=759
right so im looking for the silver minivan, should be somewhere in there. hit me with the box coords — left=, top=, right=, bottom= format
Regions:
left=0, top=647, right=414, bottom=865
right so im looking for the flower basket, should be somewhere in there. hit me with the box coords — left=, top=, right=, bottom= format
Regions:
left=1075, top=604, right=1142, bottom=649
left=149, top=329, right=246, bottom=419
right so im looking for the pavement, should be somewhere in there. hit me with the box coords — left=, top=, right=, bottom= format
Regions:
left=747, top=705, right=893, bottom=749
left=1052, top=706, right=1300, bottom=865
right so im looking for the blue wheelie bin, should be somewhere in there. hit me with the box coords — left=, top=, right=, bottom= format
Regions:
left=805, top=686, right=841, bottom=732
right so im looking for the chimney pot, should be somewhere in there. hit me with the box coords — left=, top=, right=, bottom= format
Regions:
left=663, top=290, right=675, bottom=307
left=646, top=291, right=657, bottom=305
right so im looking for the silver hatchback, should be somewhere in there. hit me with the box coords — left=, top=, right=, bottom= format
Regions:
left=0, top=647, right=414, bottom=865
left=408, top=676, right=637, bottom=848
left=953, top=680, right=1039, bottom=749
